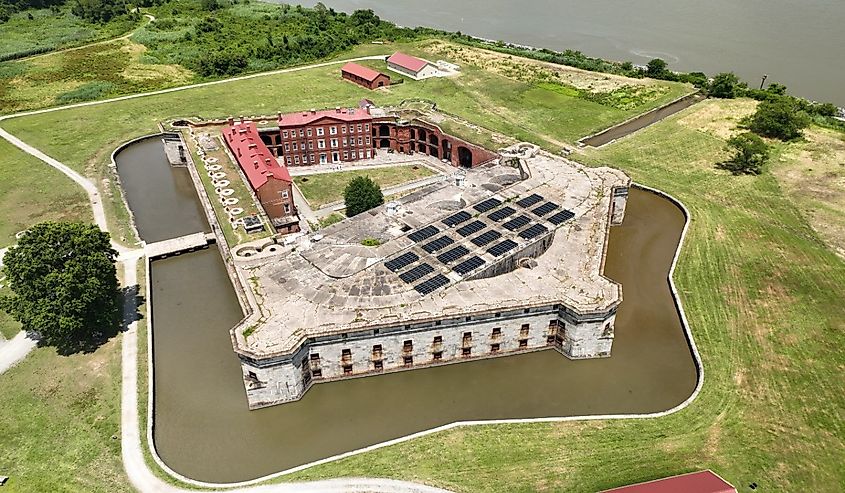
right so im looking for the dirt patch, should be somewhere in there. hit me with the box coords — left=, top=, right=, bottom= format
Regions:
left=677, top=99, right=758, bottom=139
left=773, top=127, right=845, bottom=258
left=423, top=40, right=658, bottom=93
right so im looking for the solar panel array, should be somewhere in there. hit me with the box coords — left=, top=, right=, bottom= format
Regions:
left=519, top=223, right=548, bottom=240
left=502, top=215, right=530, bottom=231
left=487, top=239, right=518, bottom=257
left=516, top=194, right=543, bottom=208
left=384, top=251, right=419, bottom=272
left=488, top=206, right=516, bottom=222
left=473, top=198, right=502, bottom=213
left=408, top=225, right=439, bottom=243
left=436, top=245, right=470, bottom=264
left=453, top=255, right=485, bottom=275
left=532, top=202, right=559, bottom=216
left=456, top=220, right=485, bottom=237
left=414, top=274, right=450, bottom=295
left=399, top=263, right=434, bottom=283
left=471, top=230, right=501, bottom=246
left=422, top=235, right=454, bottom=253
left=548, top=209, right=575, bottom=225
left=442, top=211, right=471, bottom=227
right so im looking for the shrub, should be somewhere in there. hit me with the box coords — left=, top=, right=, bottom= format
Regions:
left=749, top=96, right=810, bottom=140
left=55, top=80, right=116, bottom=104
left=718, top=132, right=769, bottom=175
left=709, top=72, right=744, bottom=98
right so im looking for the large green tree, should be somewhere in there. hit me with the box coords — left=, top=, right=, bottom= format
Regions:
left=749, top=96, right=810, bottom=140
left=709, top=72, right=743, bottom=99
left=0, top=222, right=120, bottom=352
left=718, top=132, right=769, bottom=175
left=343, top=176, right=384, bottom=217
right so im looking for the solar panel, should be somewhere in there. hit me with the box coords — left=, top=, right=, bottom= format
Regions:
left=516, top=194, right=543, bottom=208
left=456, top=220, right=485, bottom=237
left=414, top=274, right=450, bottom=295
left=473, top=198, right=502, bottom=213
left=548, top=209, right=576, bottom=225
left=399, top=263, right=434, bottom=283
left=408, top=225, right=439, bottom=243
left=502, top=215, right=531, bottom=231
left=453, top=256, right=486, bottom=275
left=471, top=230, right=501, bottom=246
left=442, top=211, right=471, bottom=227
left=519, top=223, right=548, bottom=240
left=487, top=239, right=518, bottom=257
left=436, top=245, right=470, bottom=264
left=384, top=251, right=419, bottom=272
left=422, top=235, right=455, bottom=253
left=488, top=206, right=516, bottom=222
left=531, top=202, right=559, bottom=217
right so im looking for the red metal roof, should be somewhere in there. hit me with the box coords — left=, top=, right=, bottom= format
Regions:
left=277, top=107, right=372, bottom=128
left=222, top=120, right=291, bottom=190
left=602, top=470, right=736, bottom=493
left=341, top=62, right=386, bottom=82
left=387, top=52, right=429, bottom=73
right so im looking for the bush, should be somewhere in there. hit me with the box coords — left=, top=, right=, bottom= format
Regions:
left=55, top=80, right=116, bottom=104
left=709, top=72, right=744, bottom=98
left=749, top=96, right=810, bottom=141
left=718, top=132, right=769, bottom=175
left=343, top=176, right=383, bottom=217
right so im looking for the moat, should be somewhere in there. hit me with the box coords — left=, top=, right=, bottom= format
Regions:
left=115, top=136, right=697, bottom=483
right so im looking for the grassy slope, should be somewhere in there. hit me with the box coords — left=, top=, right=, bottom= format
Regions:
left=281, top=100, right=845, bottom=491
left=294, top=165, right=435, bottom=208
left=0, top=8, right=137, bottom=59
left=0, top=138, right=91, bottom=247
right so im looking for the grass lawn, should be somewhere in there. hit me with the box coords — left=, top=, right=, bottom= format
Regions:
left=274, top=99, right=845, bottom=492
left=0, top=138, right=91, bottom=248
left=294, top=164, right=436, bottom=209
left=0, top=338, right=130, bottom=492
left=0, top=8, right=138, bottom=61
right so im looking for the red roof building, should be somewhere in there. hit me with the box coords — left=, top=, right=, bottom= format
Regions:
left=601, top=470, right=737, bottom=493
left=386, top=52, right=439, bottom=80
left=341, top=62, right=391, bottom=90
left=261, top=106, right=376, bottom=166
left=222, top=119, right=299, bottom=233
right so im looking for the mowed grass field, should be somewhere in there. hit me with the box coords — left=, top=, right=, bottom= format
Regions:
left=0, top=40, right=843, bottom=492
left=294, top=164, right=436, bottom=208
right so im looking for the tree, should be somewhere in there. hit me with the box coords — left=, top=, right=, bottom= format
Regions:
left=749, top=96, right=810, bottom=140
left=709, top=72, right=743, bottom=99
left=343, top=176, right=384, bottom=217
left=646, top=58, right=668, bottom=77
left=0, top=222, right=120, bottom=353
left=200, top=0, right=219, bottom=11
left=718, top=132, right=769, bottom=175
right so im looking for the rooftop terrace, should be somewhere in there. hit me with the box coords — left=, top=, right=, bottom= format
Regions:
left=232, top=144, right=630, bottom=360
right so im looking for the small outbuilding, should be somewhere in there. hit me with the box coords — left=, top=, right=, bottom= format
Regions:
left=341, top=62, right=391, bottom=90
left=386, top=52, right=440, bottom=80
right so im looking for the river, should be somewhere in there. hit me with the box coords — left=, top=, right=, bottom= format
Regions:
left=284, top=0, right=845, bottom=106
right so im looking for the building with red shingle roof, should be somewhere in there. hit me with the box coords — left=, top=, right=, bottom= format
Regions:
left=341, top=62, right=391, bottom=89
left=222, top=119, right=300, bottom=234
left=386, top=52, right=440, bottom=80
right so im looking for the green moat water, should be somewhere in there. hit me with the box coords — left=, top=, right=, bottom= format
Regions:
left=116, top=138, right=697, bottom=483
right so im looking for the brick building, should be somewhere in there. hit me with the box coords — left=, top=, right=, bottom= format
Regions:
left=371, top=118, right=497, bottom=168
left=341, top=62, right=391, bottom=90
left=222, top=120, right=300, bottom=234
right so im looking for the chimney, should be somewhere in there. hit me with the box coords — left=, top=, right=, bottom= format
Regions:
left=335, top=106, right=341, bottom=113
left=277, top=111, right=282, bottom=120
left=227, top=117, right=234, bottom=126
left=253, top=160, right=259, bottom=169
left=237, top=148, right=242, bottom=157
left=310, top=108, right=316, bottom=115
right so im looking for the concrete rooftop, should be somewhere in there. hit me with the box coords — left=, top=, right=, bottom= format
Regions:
left=233, top=144, right=630, bottom=359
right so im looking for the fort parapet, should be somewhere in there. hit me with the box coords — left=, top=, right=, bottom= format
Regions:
left=223, top=141, right=630, bottom=409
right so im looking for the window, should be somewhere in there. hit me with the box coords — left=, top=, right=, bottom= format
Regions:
left=294, top=156, right=299, bottom=165
left=248, top=371, right=258, bottom=380
left=365, top=150, right=370, bottom=158
left=330, top=126, right=337, bottom=135
left=547, top=335, right=556, bottom=345
left=331, top=138, right=338, bottom=148
left=284, top=203, right=291, bottom=213
left=364, top=123, right=370, bottom=131
left=491, top=327, right=502, bottom=338
left=342, top=349, right=351, bottom=357
left=284, top=143, right=290, bottom=152
left=309, top=154, right=315, bottom=163
left=286, top=156, right=292, bottom=165
left=292, top=142, right=298, bottom=151
left=308, top=141, right=314, bottom=150
left=316, top=127, right=324, bottom=136
left=358, top=137, right=363, bottom=146
left=318, top=140, right=325, bottom=149
left=343, top=137, right=348, bottom=146
left=357, top=124, right=363, bottom=132
left=299, top=129, right=304, bottom=137
left=403, top=355, right=413, bottom=366
left=519, top=339, right=528, bottom=348
left=342, top=125, right=347, bottom=134
left=462, top=347, right=471, bottom=356
left=374, top=360, right=383, bottom=370
left=491, top=343, right=500, bottom=353
left=343, top=151, right=349, bottom=160
left=463, top=331, right=472, bottom=340
left=433, top=351, right=443, bottom=361
left=403, top=340, right=413, bottom=351
left=307, top=128, right=312, bottom=136
left=433, top=335, right=443, bottom=345
left=343, top=366, right=352, bottom=375
left=281, top=190, right=289, bottom=198
left=366, top=136, right=371, bottom=145
left=520, top=324, right=529, bottom=336
left=373, top=344, right=382, bottom=354
left=351, top=151, right=357, bottom=159
left=283, top=130, right=289, bottom=138
left=312, top=368, right=322, bottom=378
